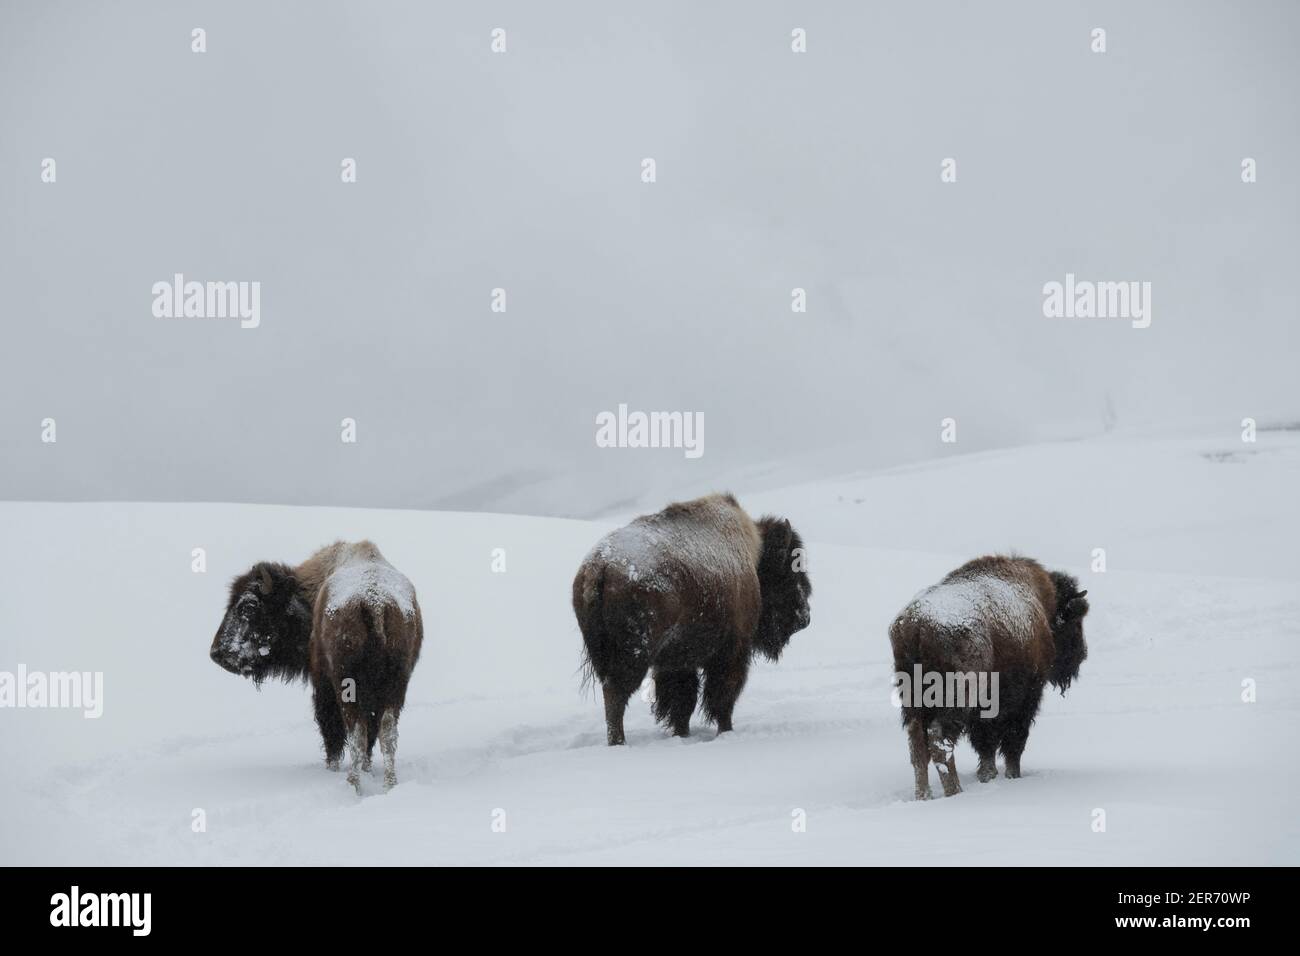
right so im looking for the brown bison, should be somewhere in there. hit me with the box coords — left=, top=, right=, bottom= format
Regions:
left=573, top=493, right=812, bottom=745
left=209, top=541, right=423, bottom=793
left=889, top=555, right=1088, bottom=799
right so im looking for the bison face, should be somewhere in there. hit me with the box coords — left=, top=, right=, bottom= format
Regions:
left=210, top=562, right=311, bottom=684
left=754, top=517, right=813, bottom=661
left=1047, top=571, right=1089, bottom=692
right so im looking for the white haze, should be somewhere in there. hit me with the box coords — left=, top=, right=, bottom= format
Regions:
left=1, top=1, right=1296, bottom=516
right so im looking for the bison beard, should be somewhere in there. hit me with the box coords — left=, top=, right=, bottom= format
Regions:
left=210, top=541, right=423, bottom=793
left=889, top=555, right=1089, bottom=799
left=573, top=493, right=812, bottom=745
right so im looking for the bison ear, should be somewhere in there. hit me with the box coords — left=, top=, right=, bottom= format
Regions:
left=259, top=565, right=274, bottom=595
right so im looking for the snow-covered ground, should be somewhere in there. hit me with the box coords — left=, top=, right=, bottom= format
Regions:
left=2, top=427, right=1297, bottom=865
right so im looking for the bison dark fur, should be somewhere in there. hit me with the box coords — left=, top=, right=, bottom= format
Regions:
left=210, top=541, right=423, bottom=793
left=573, top=493, right=812, bottom=745
left=889, top=555, right=1088, bottom=799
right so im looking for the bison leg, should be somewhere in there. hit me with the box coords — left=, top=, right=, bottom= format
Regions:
left=969, top=719, right=1000, bottom=783
left=1001, top=683, right=1044, bottom=779
left=312, top=673, right=346, bottom=771
left=602, top=682, right=632, bottom=746
left=906, top=717, right=932, bottom=800
left=345, top=715, right=367, bottom=795
left=652, top=668, right=699, bottom=738
left=1000, top=722, right=1031, bottom=779
left=701, top=646, right=749, bottom=734
left=927, top=724, right=962, bottom=797
left=379, top=709, right=399, bottom=790
left=363, top=718, right=379, bottom=773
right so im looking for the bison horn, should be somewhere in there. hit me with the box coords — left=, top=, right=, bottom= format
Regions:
left=259, top=566, right=273, bottom=594
left=1074, top=589, right=1088, bottom=599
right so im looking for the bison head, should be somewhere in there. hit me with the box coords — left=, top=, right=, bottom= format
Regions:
left=754, top=517, right=813, bottom=661
left=210, top=562, right=312, bottom=685
left=1047, top=571, right=1089, bottom=692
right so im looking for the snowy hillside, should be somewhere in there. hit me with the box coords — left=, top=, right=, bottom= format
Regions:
left=1, top=427, right=1297, bottom=865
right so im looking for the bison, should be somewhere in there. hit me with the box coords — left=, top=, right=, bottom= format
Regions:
left=209, top=540, right=423, bottom=793
left=889, top=555, right=1088, bottom=799
left=573, top=493, right=812, bottom=745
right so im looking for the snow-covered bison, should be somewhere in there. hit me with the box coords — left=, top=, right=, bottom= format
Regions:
left=889, top=555, right=1088, bottom=799
left=209, top=541, right=423, bottom=793
left=573, top=493, right=812, bottom=745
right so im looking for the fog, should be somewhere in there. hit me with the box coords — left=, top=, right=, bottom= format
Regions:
left=2, top=0, right=1296, bottom=516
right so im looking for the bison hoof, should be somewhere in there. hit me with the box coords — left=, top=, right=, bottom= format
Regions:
left=977, top=766, right=998, bottom=783
left=326, top=757, right=341, bottom=772
left=915, top=788, right=933, bottom=801
left=1004, top=763, right=1021, bottom=779
left=384, top=772, right=397, bottom=791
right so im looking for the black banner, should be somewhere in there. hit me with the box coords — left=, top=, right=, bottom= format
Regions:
left=0, top=867, right=1278, bottom=941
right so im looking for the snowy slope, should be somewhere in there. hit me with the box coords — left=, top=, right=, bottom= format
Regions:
left=1, top=428, right=1297, bottom=865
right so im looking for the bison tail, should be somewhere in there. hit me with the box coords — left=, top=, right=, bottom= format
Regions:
left=888, top=617, right=920, bottom=673
left=889, top=617, right=925, bottom=727
left=360, top=603, right=385, bottom=648
left=575, top=564, right=609, bottom=693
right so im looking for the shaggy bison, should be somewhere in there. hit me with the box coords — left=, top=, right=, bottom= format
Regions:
left=889, top=555, right=1088, bottom=799
left=209, top=541, right=423, bottom=793
left=573, top=493, right=812, bottom=745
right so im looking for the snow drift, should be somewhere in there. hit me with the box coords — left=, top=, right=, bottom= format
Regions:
left=1, top=427, right=1297, bottom=865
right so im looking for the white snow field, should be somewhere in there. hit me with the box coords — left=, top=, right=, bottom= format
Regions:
left=1, top=427, right=1297, bottom=866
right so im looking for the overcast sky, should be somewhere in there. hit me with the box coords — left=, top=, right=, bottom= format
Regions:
left=2, top=1, right=1296, bottom=517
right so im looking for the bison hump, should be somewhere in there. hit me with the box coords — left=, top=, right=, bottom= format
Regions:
left=585, top=516, right=757, bottom=595
left=902, top=576, right=1041, bottom=643
left=322, top=559, right=417, bottom=621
